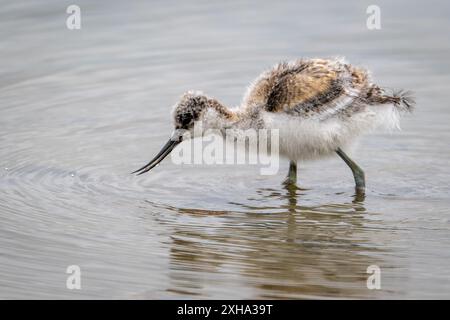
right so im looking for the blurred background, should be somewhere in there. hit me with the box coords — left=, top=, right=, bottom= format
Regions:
left=1, top=0, right=449, bottom=299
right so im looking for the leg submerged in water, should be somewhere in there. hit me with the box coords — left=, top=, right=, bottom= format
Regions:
left=336, top=148, right=365, bottom=193
left=283, top=160, right=297, bottom=185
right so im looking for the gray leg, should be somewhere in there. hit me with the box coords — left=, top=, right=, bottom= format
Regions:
left=336, top=148, right=365, bottom=193
left=283, top=160, right=297, bottom=185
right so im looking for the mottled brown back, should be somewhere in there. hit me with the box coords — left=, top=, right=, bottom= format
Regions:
left=242, top=58, right=372, bottom=116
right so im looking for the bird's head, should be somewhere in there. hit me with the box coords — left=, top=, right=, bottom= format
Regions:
left=172, top=91, right=211, bottom=133
left=132, top=91, right=221, bottom=175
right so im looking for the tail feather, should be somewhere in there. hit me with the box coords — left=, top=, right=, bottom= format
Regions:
left=390, top=90, right=415, bottom=112
left=367, top=86, right=416, bottom=112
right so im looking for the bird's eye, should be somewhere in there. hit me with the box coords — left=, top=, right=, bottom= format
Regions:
left=179, top=113, right=193, bottom=128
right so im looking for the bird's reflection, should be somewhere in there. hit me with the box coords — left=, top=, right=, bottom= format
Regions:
left=146, top=186, right=388, bottom=299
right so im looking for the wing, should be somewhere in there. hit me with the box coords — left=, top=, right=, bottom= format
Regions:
left=242, top=58, right=371, bottom=118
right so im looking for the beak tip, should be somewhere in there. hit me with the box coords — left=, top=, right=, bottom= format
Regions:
left=131, top=137, right=180, bottom=177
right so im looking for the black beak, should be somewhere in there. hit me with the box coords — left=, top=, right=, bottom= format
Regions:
left=132, top=134, right=182, bottom=176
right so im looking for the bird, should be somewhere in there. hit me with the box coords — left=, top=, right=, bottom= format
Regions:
left=132, top=57, right=414, bottom=194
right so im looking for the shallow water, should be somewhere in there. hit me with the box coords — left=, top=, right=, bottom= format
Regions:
left=1, top=0, right=450, bottom=299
